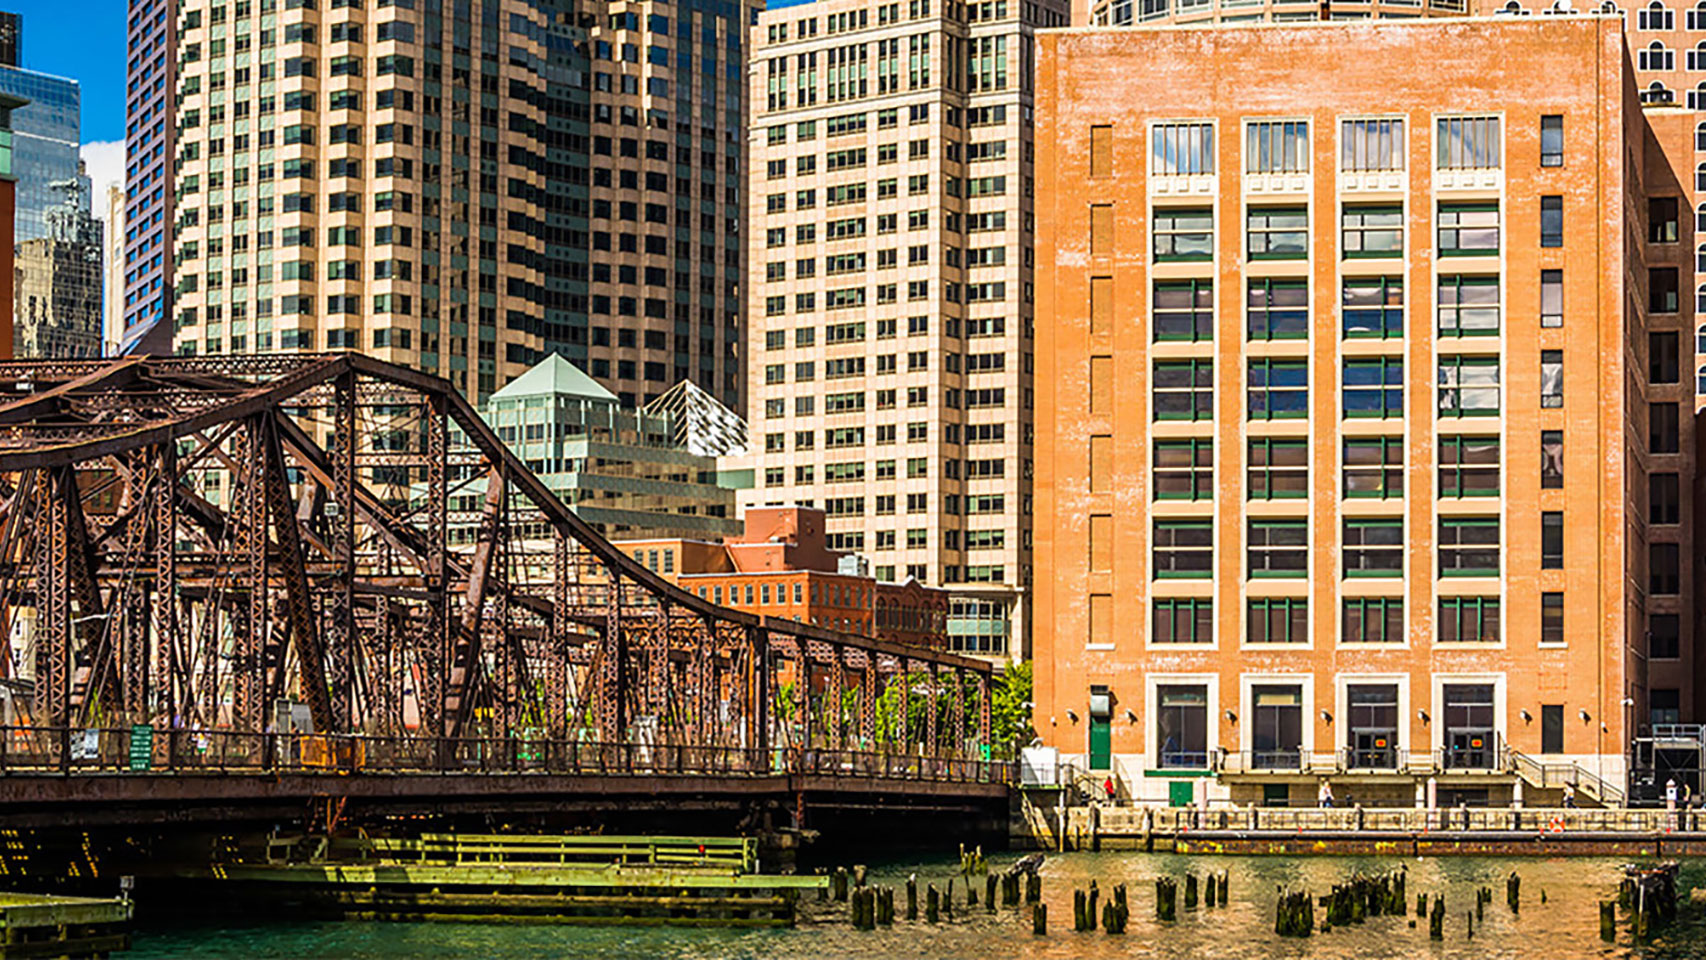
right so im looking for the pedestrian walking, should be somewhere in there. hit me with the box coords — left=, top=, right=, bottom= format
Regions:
left=1318, top=780, right=1334, bottom=809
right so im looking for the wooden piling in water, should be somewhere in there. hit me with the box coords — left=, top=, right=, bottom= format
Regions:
left=833, top=867, right=849, bottom=902
left=1185, top=873, right=1199, bottom=910
left=1087, top=880, right=1099, bottom=931
left=1507, top=872, right=1521, bottom=913
left=1429, top=896, right=1445, bottom=940
left=1074, top=889, right=1087, bottom=932
left=907, top=876, right=918, bottom=921
left=926, top=884, right=940, bottom=924
left=1156, top=877, right=1178, bottom=922
left=1027, top=873, right=1042, bottom=904
left=944, top=879, right=954, bottom=919
left=985, top=873, right=997, bottom=912
left=1033, top=902, right=1047, bottom=936
left=854, top=865, right=868, bottom=889
left=1600, top=900, right=1616, bottom=942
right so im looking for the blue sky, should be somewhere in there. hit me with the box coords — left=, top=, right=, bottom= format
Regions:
left=10, top=0, right=127, bottom=142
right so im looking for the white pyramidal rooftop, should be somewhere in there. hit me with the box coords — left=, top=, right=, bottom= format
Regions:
left=644, top=379, right=749, bottom=458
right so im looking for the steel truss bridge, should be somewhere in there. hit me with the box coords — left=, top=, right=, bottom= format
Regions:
left=0, top=354, right=1006, bottom=826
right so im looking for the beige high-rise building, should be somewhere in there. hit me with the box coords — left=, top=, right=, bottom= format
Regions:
left=167, top=0, right=749, bottom=410
left=104, top=183, right=125, bottom=353
left=741, top=0, right=1068, bottom=661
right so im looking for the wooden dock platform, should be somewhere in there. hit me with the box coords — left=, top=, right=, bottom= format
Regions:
left=0, top=892, right=132, bottom=958
left=161, top=834, right=826, bottom=926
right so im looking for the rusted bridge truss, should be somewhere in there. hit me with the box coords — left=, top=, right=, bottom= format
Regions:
left=0, top=354, right=993, bottom=767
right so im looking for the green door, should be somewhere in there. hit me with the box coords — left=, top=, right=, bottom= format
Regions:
left=1088, top=715, right=1111, bottom=770
left=1169, top=779, right=1195, bottom=807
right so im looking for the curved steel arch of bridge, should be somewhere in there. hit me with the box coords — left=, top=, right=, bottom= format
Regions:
left=0, top=353, right=998, bottom=783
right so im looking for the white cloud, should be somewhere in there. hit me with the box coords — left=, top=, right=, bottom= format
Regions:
left=80, top=141, right=125, bottom=222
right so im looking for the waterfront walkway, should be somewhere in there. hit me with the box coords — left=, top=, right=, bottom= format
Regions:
left=1020, top=803, right=1706, bottom=855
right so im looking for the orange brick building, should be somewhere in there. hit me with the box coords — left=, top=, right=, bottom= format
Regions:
left=615, top=506, right=950, bottom=649
left=1034, top=16, right=1697, bottom=804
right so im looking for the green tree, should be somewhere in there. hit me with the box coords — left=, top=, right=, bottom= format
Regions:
left=991, top=660, right=1036, bottom=754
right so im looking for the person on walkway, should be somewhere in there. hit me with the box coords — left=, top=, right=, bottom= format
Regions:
left=1667, top=777, right=1679, bottom=813
left=1318, top=780, right=1334, bottom=809
left=1561, top=782, right=1576, bottom=809
left=1103, top=775, right=1116, bottom=803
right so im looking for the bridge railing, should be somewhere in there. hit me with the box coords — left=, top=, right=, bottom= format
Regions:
left=0, top=726, right=1015, bottom=787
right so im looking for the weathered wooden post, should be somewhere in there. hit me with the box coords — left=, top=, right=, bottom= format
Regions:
left=1087, top=880, right=1099, bottom=931
left=816, top=867, right=828, bottom=901
left=1185, top=873, right=1199, bottom=909
left=1429, top=896, right=1445, bottom=940
left=1074, top=888, right=1087, bottom=931
left=1507, top=872, right=1521, bottom=913
left=1027, top=872, right=1042, bottom=903
left=985, top=873, right=997, bottom=912
left=944, top=879, right=954, bottom=919
left=1033, top=902, right=1048, bottom=935
left=1156, top=877, right=1178, bottom=921
left=1600, top=900, right=1616, bottom=942
left=854, top=864, right=868, bottom=888
left=907, top=875, right=918, bottom=921
left=1417, top=892, right=1427, bottom=917
left=926, top=883, right=940, bottom=923
left=833, top=867, right=849, bottom=902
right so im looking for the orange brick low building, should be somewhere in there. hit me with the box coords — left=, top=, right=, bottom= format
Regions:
left=615, top=507, right=950, bottom=649
left=1034, top=16, right=1698, bottom=805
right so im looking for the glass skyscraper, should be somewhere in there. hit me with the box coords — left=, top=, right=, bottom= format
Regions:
left=0, top=17, right=84, bottom=244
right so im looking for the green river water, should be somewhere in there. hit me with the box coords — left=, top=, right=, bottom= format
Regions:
left=119, top=852, right=1706, bottom=959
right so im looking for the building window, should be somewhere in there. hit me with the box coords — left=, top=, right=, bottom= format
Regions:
left=1344, top=519, right=1403, bottom=577
left=1347, top=684, right=1400, bottom=768
left=1541, top=592, right=1565, bottom=647
left=1438, top=356, right=1500, bottom=417
left=1540, top=115, right=1564, bottom=167
left=1341, top=118, right=1404, bottom=172
left=1154, top=519, right=1212, bottom=578
left=1251, top=685, right=1304, bottom=769
left=1438, top=436, right=1499, bottom=498
left=1651, top=542, right=1681, bottom=594
left=1248, top=519, right=1307, bottom=578
left=1539, top=195, right=1564, bottom=247
left=1249, top=438, right=1307, bottom=500
left=1344, top=437, right=1403, bottom=499
left=1247, top=207, right=1308, bottom=260
left=1152, top=122, right=1215, bottom=175
left=1650, top=197, right=1680, bottom=243
left=1542, top=431, right=1564, bottom=489
left=1537, top=350, right=1564, bottom=408
left=1651, top=267, right=1680, bottom=313
left=1154, top=360, right=1214, bottom=421
left=1439, top=518, right=1499, bottom=577
left=1343, top=357, right=1403, bottom=419
left=1248, top=598, right=1308, bottom=644
left=1652, top=689, right=1682, bottom=726
left=1436, top=116, right=1501, bottom=170
left=1156, top=685, right=1209, bottom=768
left=1651, top=613, right=1681, bottom=659
left=1342, top=276, right=1404, bottom=339
left=1154, top=279, right=1214, bottom=341
left=1651, top=401, right=1680, bottom=453
left=1640, top=0, right=1676, bottom=29
left=1540, top=270, right=1563, bottom=328
left=1651, top=472, right=1680, bottom=524
left=1541, top=511, right=1564, bottom=569
left=1638, top=40, right=1676, bottom=71
left=1438, top=202, right=1500, bottom=256
left=1439, top=598, right=1501, bottom=643
left=1248, top=359, right=1307, bottom=420
left=1154, top=439, right=1213, bottom=501
left=1651, top=331, right=1680, bottom=383
left=1245, top=120, right=1309, bottom=173
left=1344, top=599, right=1403, bottom=646
left=1246, top=278, right=1307, bottom=341
left=1153, top=207, right=1213, bottom=261
left=1342, top=205, right=1403, bottom=258
left=1153, top=598, right=1212, bottom=644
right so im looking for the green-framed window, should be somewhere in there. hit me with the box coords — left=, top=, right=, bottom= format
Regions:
left=1439, top=596, right=1500, bottom=643
left=1437, top=275, right=1500, bottom=337
left=1248, top=519, right=1307, bottom=578
left=1249, top=438, right=1308, bottom=500
left=1437, top=201, right=1500, bottom=256
left=1154, top=279, right=1214, bottom=342
left=1438, top=355, right=1500, bottom=417
left=1438, top=435, right=1499, bottom=497
left=1248, top=597, right=1308, bottom=644
left=1439, top=517, right=1499, bottom=577
left=1153, top=598, right=1213, bottom=644
left=1153, top=207, right=1213, bottom=261
left=1343, top=436, right=1404, bottom=499
left=1342, top=275, right=1404, bottom=339
left=1248, top=359, right=1308, bottom=420
left=1343, top=356, right=1403, bottom=418
left=1341, top=204, right=1403, bottom=258
left=1154, top=359, right=1214, bottom=421
left=1154, top=438, right=1214, bottom=501
left=1247, top=278, right=1308, bottom=341
left=1344, top=597, right=1403, bottom=643
left=1343, top=519, right=1403, bottom=577
left=1154, top=519, right=1213, bottom=579
left=1246, top=206, right=1308, bottom=260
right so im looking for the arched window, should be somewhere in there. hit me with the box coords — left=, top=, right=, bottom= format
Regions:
left=1697, top=122, right=1706, bottom=151
left=1696, top=285, right=1706, bottom=314
left=1601, top=0, right=1623, bottom=12
left=1647, top=81, right=1677, bottom=105
left=1690, top=0, right=1706, bottom=27
left=1639, top=40, right=1675, bottom=71
left=1697, top=363, right=1706, bottom=394
left=1690, top=82, right=1706, bottom=108
left=1690, top=41, right=1706, bottom=70
left=1639, top=0, right=1675, bottom=28
left=1696, top=324, right=1706, bottom=356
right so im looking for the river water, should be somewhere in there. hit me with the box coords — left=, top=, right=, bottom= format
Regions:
left=123, top=852, right=1706, bottom=959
